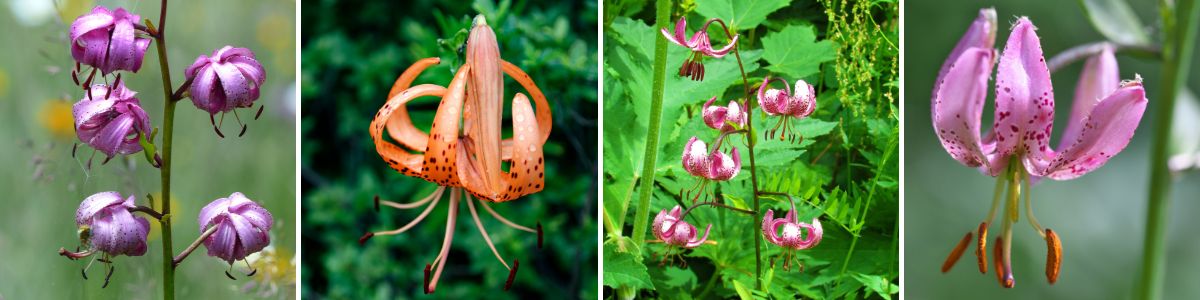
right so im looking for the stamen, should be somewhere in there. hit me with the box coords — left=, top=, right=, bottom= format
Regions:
left=466, top=196, right=512, bottom=270
left=58, top=247, right=95, bottom=260
left=357, top=232, right=374, bottom=245
left=72, top=143, right=78, bottom=158
left=976, top=222, right=988, bottom=274
left=255, top=105, right=265, bottom=120
left=426, top=189, right=461, bottom=295
left=479, top=198, right=537, bottom=233
left=1023, top=173, right=1046, bottom=236
left=537, top=222, right=543, bottom=249
left=940, top=231, right=972, bottom=273
left=102, top=264, right=114, bottom=288
left=504, top=259, right=519, bottom=291
left=81, top=268, right=89, bottom=280
left=378, top=186, right=445, bottom=210
left=225, top=270, right=236, bottom=280
left=423, top=263, right=432, bottom=294
left=1045, top=228, right=1062, bottom=284
left=372, top=187, right=444, bottom=236
left=214, top=126, right=225, bottom=138
left=239, top=124, right=248, bottom=137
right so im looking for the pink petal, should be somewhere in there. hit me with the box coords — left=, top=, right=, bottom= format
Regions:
left=213, top=63, right=253, bottom=110
left=1038, top=79, right=1147, bottom=180
left=76, top=191, right=125, bottom=225
left=103, top=17, right=137, bottom=74
left=933, top=47, right=994, bottom=169
left=701, top=96, right=728, bottom=130
left=684, top=224, right=713, bottom=248
left=205, top=223, right=239, bottom=262
left=994, top=17, right=1056, bottom=165
left=935, top=8, right=996, bottom=93
left=1060, top=44, right=1119, bottom=152
left=660, top=17, right=689, bottom=48
left=682, top=137, right=709, bottom=177
left=704, top=33, right=738, bottom=58
left=198, top=196, right=233, bottom=231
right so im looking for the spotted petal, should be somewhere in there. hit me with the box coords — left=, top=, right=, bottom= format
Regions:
left=1037, top=78, right=1147, bottom=180
left=995, top=18, right=1056, bottom=168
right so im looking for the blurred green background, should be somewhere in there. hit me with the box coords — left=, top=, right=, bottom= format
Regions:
left=905, top=0, right=1200, bottom=298
left=0, top=0, right=297, bottom=299
left=299, top=0, right=597, bottom=298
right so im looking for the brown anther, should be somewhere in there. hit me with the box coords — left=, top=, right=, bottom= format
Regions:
left=504, top=259, right=519, bottom=291
left=72, top=143, right=78, bottom=158
left=1045, top=228, right=1062, bottom=284
left=536, top=222, right=543, bottom=249
left=976, top=222, right=988, bottom=274
left=81, top=268, right=88, bottom=280
left=994, top=237, right=1014, bottom=288
left=101, top=155, right=113, bottom=165
left=238, top=124, right=248, bottom=137
left=941, top=231, right=972, bottom=273
left=357, top=232, right=374, bottom=245
left=225, top=270, right=236, bottom=280
left=255, top=105, right=265, bottom=120
left=423, top=263, right=433, bottom=294
left=373, top=195, right=380, bottom=212
left=214, top=126, right=225, bottom=138
left=102, top=265, right=114, bottom=288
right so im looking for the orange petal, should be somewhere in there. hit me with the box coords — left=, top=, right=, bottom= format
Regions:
left=371, top=83, right=446, bottom=177
left=465, top=17, right=505, bottom=195
left=501, top=60, right=552, bottom=147
left=472, top=93, right=544, bottom=202
left=421, top=64, right=472, bottom=186
left=385, top=57, right=440, bottom=152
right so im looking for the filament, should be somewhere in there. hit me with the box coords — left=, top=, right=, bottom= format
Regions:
left=467, top=195, right=512, bottom=270
left=427, top=188, right=460, bottom=293
left=373, top=187, right=445, bottom=236
left=380, top=186, right=445, bottom=209
left=478, top=198, right=536, bottom=233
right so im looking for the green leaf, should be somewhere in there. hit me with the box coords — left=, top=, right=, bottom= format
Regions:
left=850, top=272, right=898, bottom=300
left=603, top=243, right=655, bottom=290
left=732, top=280, right=754, bottom=300
left=694, top=0, right=791, bottom=32
left=762, top=24, right=837, bottom=79
left=1170, top=88, right=1200, bottom=171
left=1078, top=0, right=1150, bottom=45
left=660, top=267, right=698, bottom=289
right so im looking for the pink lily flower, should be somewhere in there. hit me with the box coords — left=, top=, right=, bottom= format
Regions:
left=660, top=17, right=739, bottom=80
left=933, top=9, right=1147, bottom=288
left=184, top=46, right=267, bottom=137
left=762, top=208, right=822, bottom=271
left=756, top=76, right=817, bottom=142
left=58, top=191, right=150, bottom=287
left=73, top=83, right=152, bottom=161
left=702, top=96, right=747, bottom=132
left=69, top=6, right=151, bottom=75
left=199, top=192, right=274, bottom=265
left=681, top=136, right=741, bottom=181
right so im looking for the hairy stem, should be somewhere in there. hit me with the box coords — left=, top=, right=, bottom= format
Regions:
left=152, top=0, right=177, bottom=299
left=630, top=0, right=672, bottom=248
left=1139, top=0, right=1200, bottom=298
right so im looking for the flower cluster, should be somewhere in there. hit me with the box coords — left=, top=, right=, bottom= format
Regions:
left=661, top=17, right=739, bottom=81
left=60, top=5, right=274, bottom=289
left=934, top=9, right=1147, bottom=288
left=651, top=205, right=711, bottom=267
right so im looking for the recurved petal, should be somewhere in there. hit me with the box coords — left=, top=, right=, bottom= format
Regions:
left=76, top=191, right=125, bottom=225
left=1060, top=44, right=1119, bottom=152
left=936, top=8, right=997, bottom=89
left=705, top=34, right=738, bottom=58
left=995, top=17, right=1056, bottom=164
left=707, top=148, right=740, bottom=181
left=104, top=17, right=137, bottom=74
left=90, top=114, right=136, bottom=157
left=189, top=66, right=224, bottom=114
left=933, top=47, right=994, bottom=168
left=685, top=224, right=713, bottom=248
left=682, top=137, right=708, bottom=177
left=661, top=17, right=689, bottom=47
left=198, top=195, right=234, bottom=230
left=205, top=222, right=239, bottom=262
left=1038, top=78, right=1147, bottom=180
left=213, top=63, right=253, bottom=110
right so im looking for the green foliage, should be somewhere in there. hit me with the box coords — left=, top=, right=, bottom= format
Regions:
left=603, top=0, right=898, bottom=298
left=300, top=0, right=598, bottom=298
left=1078, top=0, right=1150, bottom=46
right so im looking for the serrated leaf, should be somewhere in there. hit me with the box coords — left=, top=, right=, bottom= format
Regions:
left=660, top=267, right=698, bottom=289
left=850, top=272, right=898, bottom=300
left=732, top=280, right=754, bottom=300
left=694, top=0, right=791, bottom=32
left=1078, top=0, right=1150, bottom=45
left=603, top=244, right=655, bottom=290
left=762, top=24, right=837, bottom=79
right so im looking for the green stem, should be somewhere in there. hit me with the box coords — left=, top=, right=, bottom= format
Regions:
left=630, top=0, right=672, bottom=248
left=1139, top=0, right=1200, bottom=298
left=729, top=34, right=761, bottom=293
left=152, top=1, right=177, bottom=299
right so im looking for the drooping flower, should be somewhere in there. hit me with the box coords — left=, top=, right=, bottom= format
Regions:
left=762, top=208, right=822, bottom=271
left=58, top=191, right=150, bottom=287
left=73, top=82, right=152, bottom=160
left=653, top=205, right=712, bottom=248
left=702, top=96, right=747, bottom=132
left=933, top=10, right=1147, bottom=288
left=69, top=6, right=151, bottom=75
left=199, top=192, right=274, bottom=264
left=757, top=76, right=817, bottom=142
left=680, top=136, right=741, bottom=181
left=660, top=17, right=739, bottom=81
left=184, top=46, right=266, bottom=136
left=363, top=15, right=549, bottom=294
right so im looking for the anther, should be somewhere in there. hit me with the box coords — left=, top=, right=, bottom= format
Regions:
left=72, top=143, right=78, bottom=158
left=373, top=195, right=380, bottom=212
left=423, top=263, right=433, bottom=294
left=225, top=270, right=236, bottom=280
left=102, top=155, right=113, bottom=165
left=246, top=268, right=258, bottom=276
left=1045, top=228, right=1061, bottom=284
left=537, top=222, right=543, bottom=249
left=504, top=259, right=520, bottom=291
left=102, top=265, right=114, bottom=288
left=994, top=237, right=1013, bottom=288
left=255, top=105, right=264, bottom=120
left=358, top=232, right=374, bottom=245
left=72, top=69, right=81, bottom=86
left=238, top=124, right=248, bottom=137
left=976, top=222, right=988, bottom=274
left=81, top=268, right=88, bottom=280
left=940, top=231, right=972, bottom=273
left=214, top=125, right=225, bottom=138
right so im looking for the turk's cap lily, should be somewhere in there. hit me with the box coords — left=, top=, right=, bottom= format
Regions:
left=660, top=17, right=739, bottom=58
left=73, top=83, right=152, bottom=158
left=681, top=137, right=741, bottom=181
left=69, top=6, right=151, bottom=75
left=199, top=192, right=273, bottom=263
left=702, top=96, right=747, bottom=131
left=185, top=46, right=267, bottom=115
left=762, top=209, right=823, bottom=250
left=757, top=77, right=817, bottom=118
left=932, top=13, right=1147, bottom=179
left=76, top=191, right=150, bottom=256
left=653, top=205, right=712, bottom=248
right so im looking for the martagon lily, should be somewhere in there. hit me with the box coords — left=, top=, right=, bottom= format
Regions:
left=652, top=205, right=712, bottom=267
left=660, top=17, right=739, bottom=81
left=933, top=9, right=1148, bottom=288
left=360, top=15, right=552, bottom=294
left=762, top=204, right=823, bottom=271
